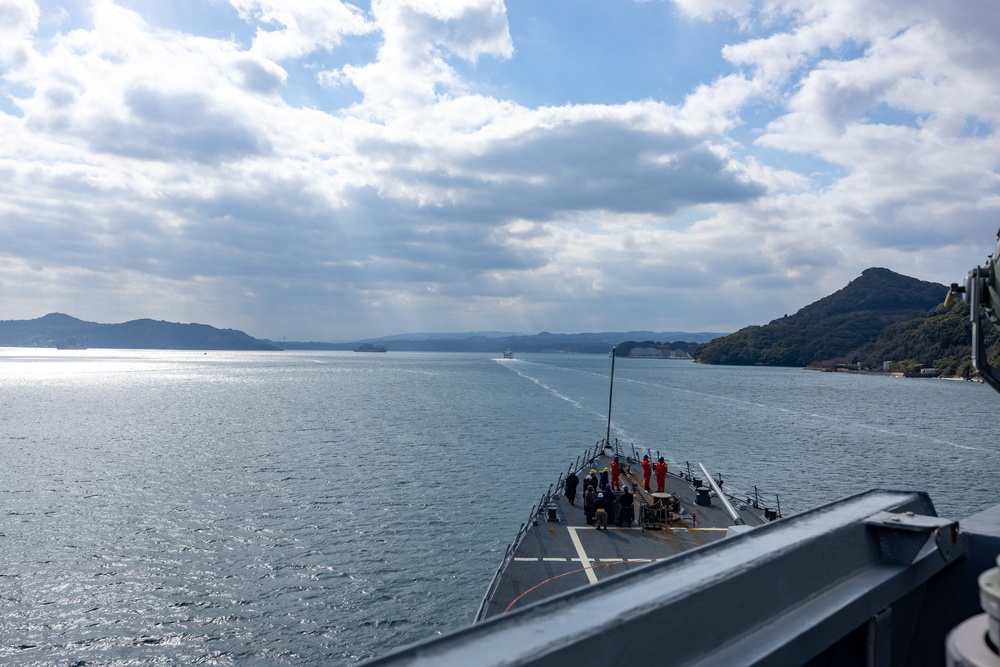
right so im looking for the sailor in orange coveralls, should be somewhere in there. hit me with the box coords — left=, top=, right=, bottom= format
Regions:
left=611, top=456, right=621, bottom=491
left=655, top=456, right=668, bottom=493
left=641, top=454, right=652, bottom=491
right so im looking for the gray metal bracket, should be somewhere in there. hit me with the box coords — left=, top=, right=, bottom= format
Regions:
left=864, top=510, right=963, bottom=564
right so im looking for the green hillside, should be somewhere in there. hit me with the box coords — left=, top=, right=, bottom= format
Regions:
left=851, top=299, right=1000, bottom=377
left=694, top=268, right=949, bottom=367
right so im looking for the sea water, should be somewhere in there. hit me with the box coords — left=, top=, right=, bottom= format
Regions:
left=1, top=349, right=997, bottom=665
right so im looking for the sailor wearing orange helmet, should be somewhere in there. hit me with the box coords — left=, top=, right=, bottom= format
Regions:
left=655, top=456, right=668, bottom=493
left=610, top=456, right=621, bottom=491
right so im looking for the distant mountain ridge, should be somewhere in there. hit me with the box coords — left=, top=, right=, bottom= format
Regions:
left=0, top=313, right=279, bottom=351
left=273, top=330, right=727, bottom=354
left=365, top=331, right=525, bottom=341
left=694, top=268, right=949, bottom=367
left=0, top=314, right=726, bottom=353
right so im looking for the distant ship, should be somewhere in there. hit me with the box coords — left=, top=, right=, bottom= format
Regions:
left=502, top=349, right=514, bottom=359
left=354, top=343, right=387, bottom=353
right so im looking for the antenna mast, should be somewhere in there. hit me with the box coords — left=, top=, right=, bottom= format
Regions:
left=606, top=347, right=616, bottom=446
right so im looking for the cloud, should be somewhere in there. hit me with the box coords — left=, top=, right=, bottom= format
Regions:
left=0, top=0, right=38, bottom=38
left=230, top=0, right=373, bottom=61
left=682, top=0, right=1000, bottom=284
left=1, top=0, right=1000, bottom=339
left=0, top=0, right=39, bottom=68
left=86, top=86, right=272, bottom=163
left=671, top=0, right=754, bottom=23
left=338, top=0, right=513, bottom=118
left=458, top=117, right=763, bottom=218
left=234, top=57, right=287, bottom=94
left=8, top=2, right=287, bottom=158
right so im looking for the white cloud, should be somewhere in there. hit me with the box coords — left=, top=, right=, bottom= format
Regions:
left=229, top=0, right=373, bottom=61
left=0, top=0, right=38, bottom=36
left=2, top=0, right=1000, bottom=339
left=671, top=0, right=754, bottom=23
left=0, top=0, right=39, bottom=67
left=338, top=0, right=513, bottom=119
left=676, top=0, right=1000, bottom=293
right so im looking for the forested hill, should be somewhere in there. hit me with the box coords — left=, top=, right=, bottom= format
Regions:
left=0, top=313, right=279, bottom=350
left=694, top=268, right=948, bottom=367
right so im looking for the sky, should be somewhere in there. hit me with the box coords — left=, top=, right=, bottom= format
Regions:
left=2, top=0, right=999, bottom=342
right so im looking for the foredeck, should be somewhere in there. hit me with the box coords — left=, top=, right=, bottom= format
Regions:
left=478, top=445, right=773, bottom=621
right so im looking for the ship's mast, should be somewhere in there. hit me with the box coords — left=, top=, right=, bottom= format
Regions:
left=606, top=346, right=615, bottom=447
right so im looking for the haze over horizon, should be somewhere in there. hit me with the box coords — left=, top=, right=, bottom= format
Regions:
left=11, top=311, right=730, bottom=344
left=2, top=1, right=998, bottom=341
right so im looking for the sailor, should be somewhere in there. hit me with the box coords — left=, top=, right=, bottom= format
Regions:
left=565, top=470, right=579, bottom=505
left=604, top=483, right=616, bottom=519
left=584, top=485, right=596, bottom=525
left=617, top=486, right=635, bottom=528
left=585, top=469, right=599, bottom=494
left=594, top=492, right=608, bottom=530
left=599, top=467, right=610, bottom=490
left=656, top=456, right=668, bottom=493
left=641, top=454, right=652, bottom=491
left=611, top=456, right=621, bottom=491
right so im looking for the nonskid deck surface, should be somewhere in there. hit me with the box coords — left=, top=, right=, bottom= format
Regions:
left=480, top=452, right=770, bottom=620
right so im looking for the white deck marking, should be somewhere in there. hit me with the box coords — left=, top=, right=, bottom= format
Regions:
left=566, top=527, right=599, bottom=585
left=511, top=523, right=731, bottom=569
left=513, top=556, right=658, bottom=564
left=677, top=527, right=729, bottom=532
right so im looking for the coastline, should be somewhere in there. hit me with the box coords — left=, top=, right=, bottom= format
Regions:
left=804, top=365, right=983, bottom=383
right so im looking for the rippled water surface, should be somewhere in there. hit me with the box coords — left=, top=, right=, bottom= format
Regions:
left=2, top=349, right=997, bottom=665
